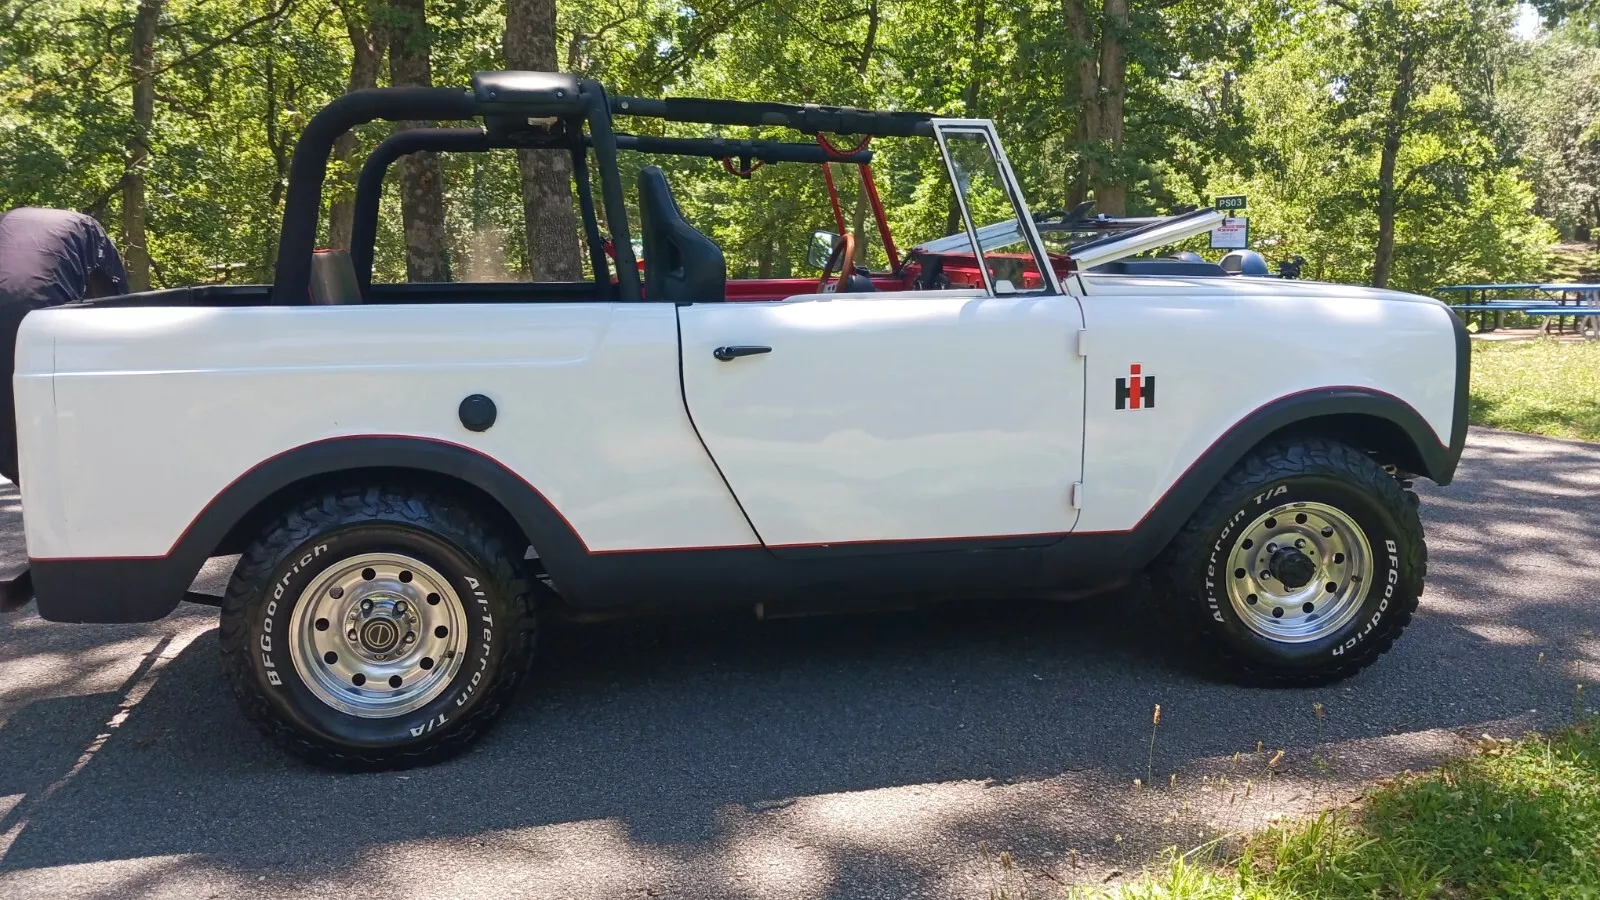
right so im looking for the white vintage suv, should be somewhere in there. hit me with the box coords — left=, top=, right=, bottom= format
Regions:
left=3, top=73, right=1468, bottom=768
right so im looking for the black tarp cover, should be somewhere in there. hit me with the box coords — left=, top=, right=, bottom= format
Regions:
left=0, top=207, right=128, bottom=483
left=0, top=207, right=128, bottom=309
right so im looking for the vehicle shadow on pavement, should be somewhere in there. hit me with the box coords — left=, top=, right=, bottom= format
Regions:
left=0, top=428, right=1597, bottom=898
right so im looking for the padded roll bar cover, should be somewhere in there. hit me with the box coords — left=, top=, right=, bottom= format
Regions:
left=637, top=166, right=726, bottom=303
left=309, top=249, right=361, bottom=305
left=614, top=96, right=935, bottom=138
left=472, top=71, right=584, bottom=115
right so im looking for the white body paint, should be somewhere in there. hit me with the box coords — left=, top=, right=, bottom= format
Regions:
left=14, top=276, right=1459, bottom=562
left=677, top=289, right=1085, bottom=546
left=1073, top=274, right=1460, bottom=533
left=15, top=303, right=758, bottom=559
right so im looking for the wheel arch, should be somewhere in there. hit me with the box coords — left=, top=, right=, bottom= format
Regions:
left=196, top=438, right=583, bottom=570
left=211, top=465, right=530, bottom=559
left=1261, top=412, right=1433, bottom=480
left=31, top=436, right=588, bottom=624
left=1162, top=388, right=1458, bottom=535
left=1047, top=387, right=1460, bottom=583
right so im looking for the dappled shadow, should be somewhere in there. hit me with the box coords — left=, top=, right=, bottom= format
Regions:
left=0, top=427, right=1598, bottom=898
left=0, top=479, right=22, bottom=582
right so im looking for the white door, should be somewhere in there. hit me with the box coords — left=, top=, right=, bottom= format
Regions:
left=676, top=121, right=1087, bottom=549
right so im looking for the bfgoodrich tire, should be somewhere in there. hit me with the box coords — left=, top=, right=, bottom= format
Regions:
left=220, top=485, right=536, bottom=769
left=1157, top=437, right=1426, bottom=686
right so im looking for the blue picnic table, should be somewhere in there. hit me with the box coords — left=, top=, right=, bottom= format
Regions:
left=1433, top=282, right=1600, bottom=337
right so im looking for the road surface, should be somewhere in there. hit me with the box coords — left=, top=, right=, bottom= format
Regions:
left=2, top=427, right=1597, bottom=898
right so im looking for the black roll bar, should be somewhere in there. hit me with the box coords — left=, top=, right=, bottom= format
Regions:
left=349, top=127, right=612, bottom=299
left=350, top=128, right=494, bottom=296
left=272, top=87, right=477, bottom=305
left=616, top=134, right=872, bottom=165
left=272, top=78, right=643, bottom=304
left=579, top=80, right=639, bottom=300
left=271, top=72, right=926, bottom=305
left=349, top=127, right=873, bottom=298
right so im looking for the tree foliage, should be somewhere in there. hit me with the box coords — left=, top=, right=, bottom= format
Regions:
left=0, top=0, right=1579, bottom=294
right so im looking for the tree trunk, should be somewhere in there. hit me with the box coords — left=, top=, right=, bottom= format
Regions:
left=1372, top=49, right=1417, bottom=289
left=505, top=0, right=581, bottom=281
left=1062, top=0, right=1097, bottom=209
left=1089, top=0, right=1128, bottom=215
left=962, top=0, right=987, bottom=115
left=757, top=240, right=774, bottom=278
left=389, top=0, right=450, bottom=282
left=264, top=55, right=284, bottom=273
left=122, top=0, right=162, bottom=291
left=328, top=0, right=386, bottom=250
left=946, top=0, right=987, bottom=234
left=857, top=0, right=879, bottom=78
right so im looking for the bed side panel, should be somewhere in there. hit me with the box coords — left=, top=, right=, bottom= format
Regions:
left=25, top=302, right=756, bottom=560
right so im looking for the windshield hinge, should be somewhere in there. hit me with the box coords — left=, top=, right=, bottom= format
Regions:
left=1069, top=482, right=1084, bottom=509
left=1074, top=329, right=1088, bottom=357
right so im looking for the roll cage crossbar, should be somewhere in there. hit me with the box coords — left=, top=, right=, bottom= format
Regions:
left=272, top=71, right=931, bottom=304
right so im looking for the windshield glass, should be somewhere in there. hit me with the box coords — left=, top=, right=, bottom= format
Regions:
left=940, top=128, right=1051, bottom=292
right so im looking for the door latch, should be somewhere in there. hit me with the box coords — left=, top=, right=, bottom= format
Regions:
left=713, top=345, right=773, bottom=361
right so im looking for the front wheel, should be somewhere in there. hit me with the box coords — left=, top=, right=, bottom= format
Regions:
left=220, top=486, right=536, bottom=769
left=1156, top=438, right=1426, bottom=685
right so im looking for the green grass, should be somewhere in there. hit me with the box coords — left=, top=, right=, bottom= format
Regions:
left=1544, top=244, right=1600, bottom=283
left=1066, top=724, right=1600, bottom=899
left=1469, top=340, right=1600, bottom=442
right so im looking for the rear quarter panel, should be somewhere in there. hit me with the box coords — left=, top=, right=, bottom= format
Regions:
left=15, top=303, right=756, bottom=561
left=1074, top=274, right=1460, bottom=533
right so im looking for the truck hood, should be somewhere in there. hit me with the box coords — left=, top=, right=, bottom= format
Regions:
left=1076, top=272, right=1447, bottom=307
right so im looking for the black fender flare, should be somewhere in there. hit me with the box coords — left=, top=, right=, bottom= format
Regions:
left=32, top=437, right=591, bottom=623
left=1040, top=384, right=1464, bottom=580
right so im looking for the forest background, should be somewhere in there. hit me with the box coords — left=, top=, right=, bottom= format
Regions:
left=1, top=0, right=1596, bottom=294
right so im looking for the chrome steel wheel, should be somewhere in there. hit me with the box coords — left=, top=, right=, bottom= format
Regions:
left=288, top=552, right=468, bottom=718
left=1223, top=501, right=1373, bottom=643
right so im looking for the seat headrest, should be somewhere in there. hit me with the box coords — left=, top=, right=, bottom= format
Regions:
left=637, top=166, right=725, bottom=303
left=309, top=249, right=361, bottom=304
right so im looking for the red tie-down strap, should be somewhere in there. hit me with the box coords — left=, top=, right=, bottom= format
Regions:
left=721, top=157, right=764, bottom=179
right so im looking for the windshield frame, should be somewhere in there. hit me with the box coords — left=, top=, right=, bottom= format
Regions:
left=930, top=119, right=1062, bottom=296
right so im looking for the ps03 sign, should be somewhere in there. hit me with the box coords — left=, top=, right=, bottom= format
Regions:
left=1214, top=195, right=1248, bottom=211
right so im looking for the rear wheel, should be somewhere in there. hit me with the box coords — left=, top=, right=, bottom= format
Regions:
left=220, top=485, right=535, bottom=769
left=1156, top=437, right=1425, bottom=685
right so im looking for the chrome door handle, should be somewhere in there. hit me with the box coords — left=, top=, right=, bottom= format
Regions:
left=713, top=345, right=772, bottom=361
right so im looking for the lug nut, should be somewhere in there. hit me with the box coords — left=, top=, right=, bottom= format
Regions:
left=395, top=600, right=408, bottom=615
left=404, top=631, right=416, bottom=644
left=1295, top=539, right=1306, bottom=549
left=347, top=629, right=359, bottom=642
left=330, top=586, right=344, bottom=599
left=376, top=653, right=387, bottom=661
left=360, top=598, right=373, bottom=614
left=1267, top=543, right=1278, bottom=553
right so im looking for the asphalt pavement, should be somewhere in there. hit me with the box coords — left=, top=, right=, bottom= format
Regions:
left=2, top=427, right=1598, bottom=899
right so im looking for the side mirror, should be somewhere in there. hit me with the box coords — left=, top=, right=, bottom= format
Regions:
left=805, top=230, right=841, bottom=270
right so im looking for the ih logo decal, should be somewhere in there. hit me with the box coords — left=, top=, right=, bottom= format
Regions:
left=1115, top=363, right=1156, bottom=410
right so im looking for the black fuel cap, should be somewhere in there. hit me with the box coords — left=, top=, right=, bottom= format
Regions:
left=458, top=394, right=497, bottom=432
